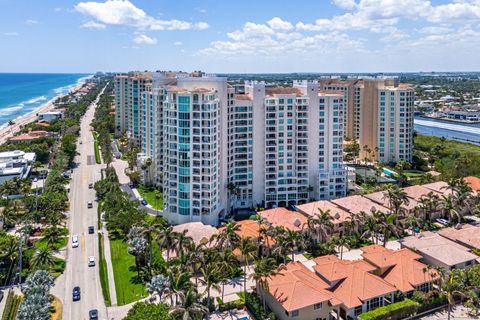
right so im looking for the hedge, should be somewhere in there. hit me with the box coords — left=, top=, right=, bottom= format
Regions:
left=239, top=292, right=277, bottom=320
left=1, top=291, right=22, bottom=320
left=216, top=297, right=245, bottom=312
left=359, top=299, right=419, bottom=320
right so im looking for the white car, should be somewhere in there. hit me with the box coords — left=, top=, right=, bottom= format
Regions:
left=72, top=235, right=79, bottom=248
left=88, top=256, right=95, bottom=267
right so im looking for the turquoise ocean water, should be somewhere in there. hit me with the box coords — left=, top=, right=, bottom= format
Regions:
left=0, top=73, right=91, bottom=127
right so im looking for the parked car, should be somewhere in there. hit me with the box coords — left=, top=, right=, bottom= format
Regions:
left=33, top=177, right=38, bottom=182
left=140, top=199, right=148, bottom=206
left=72, top=235, right=79, bottom=248
left=87, top=201, right=93, bottom=209
left=436, top=218, right=449, bottom=225
left=89, top=309, right=98, bottom=320
left=88, top=226, right=94, bottom=234
left=72, top=286, right=81, bottom=301
left=88, top=256, right=95, bottom=267
left=80, top=141, right=83, bottom=144
left=88, top=183, right=94, bottom=189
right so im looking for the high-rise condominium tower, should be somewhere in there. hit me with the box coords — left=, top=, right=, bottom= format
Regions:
left=319, top=77, right=414, bottom=163
left=114, top=72, right=414, bottom=225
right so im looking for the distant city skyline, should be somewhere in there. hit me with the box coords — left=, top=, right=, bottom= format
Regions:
left=1, top=0, right=480, bottom=73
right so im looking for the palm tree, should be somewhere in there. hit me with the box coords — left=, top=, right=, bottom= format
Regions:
left=305, top=209, right=334, bottom=244
left=42, top=226, right=62, bottom=249
left=238, top=237, right=257, bottom=294
left=376, top=211, right=402, bottom=247
left=283, top=229, right=303, bottom=262
left=169, top=288, right=209, bottom=320
left=383, top=185, right=409, bottom=218
left=140, top=221, right=161, bottom=278
left=212, top=220, right=240, bottom=250
left=31, top=247, right=55, bottom=270
left=147, top=274, right=170, bottom=302
left=333, top=234, right=351, bottom=260
left=184, top=241, right=205, bottom=290
left=218, top=249, right=238, bottom=301
left=440, top=270, right=464, bottom=320
left=157, top=226, right=178, bottom=260
left=199, top=263, right=222, bottom=308
left=440, top=195, right=462, bottom=224
left=252, top=257, right=280, bottom=311
left=166, top=267, right=192, bottom=306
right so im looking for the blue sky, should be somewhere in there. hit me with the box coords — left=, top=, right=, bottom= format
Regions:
left=1, top=0, right=480, bottom=73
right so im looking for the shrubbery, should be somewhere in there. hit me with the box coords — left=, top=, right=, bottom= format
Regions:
left=359, top=299, right=418, bottom=320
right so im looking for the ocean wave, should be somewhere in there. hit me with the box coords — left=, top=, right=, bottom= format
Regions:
left=26, top=95, right=47, bottom=104
left=0, top=106, right=23, bottom=116
left=414, top=119, right=480, bottom=136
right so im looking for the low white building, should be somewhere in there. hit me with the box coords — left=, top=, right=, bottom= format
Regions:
left=38, top=111, right=63, bottom=122
left=0, top=150, right=36, bottom=184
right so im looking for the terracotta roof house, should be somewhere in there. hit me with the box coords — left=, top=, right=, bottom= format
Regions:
left=422, top=181, right=452, bottom=195
left=261, top=262, right=342, bottom=320
left=260, top=208, right=306, bottom=232
left=171, top=222, right=218, bottom=246
left=401, top=231, right=479, bottom=270
left=364, top=190, right=418, bottom=212
left=331, top=195, right=388, bottom=216
left=361, top=245, right=437, bottom=296
left=9, top=130, right=51, bottom=143
left=295, top=200, right=352, bottom=233
left=438, top=224, right=480, bottom=251
left=313, top=255, right=397, bottom=319
left=464, top=176, right=480, bottom=191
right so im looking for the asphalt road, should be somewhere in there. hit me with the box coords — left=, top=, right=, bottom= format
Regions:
left=62, top=87, right=106, bottom=320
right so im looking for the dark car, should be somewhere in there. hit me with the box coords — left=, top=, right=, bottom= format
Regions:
left=89, top=309, right=98, bottom=320
left=88, top=226, right=94, bottom=234
left=140, top=199, right=148, bottom=206
left=88, top=183, right=94, bottom=189
left=72, top=286, right=81, bottom=301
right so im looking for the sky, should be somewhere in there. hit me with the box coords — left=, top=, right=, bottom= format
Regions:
left=0, top=0, right=480, bottom=73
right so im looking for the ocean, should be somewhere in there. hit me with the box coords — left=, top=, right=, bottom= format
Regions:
left=0, top=73, right=91, bottom=127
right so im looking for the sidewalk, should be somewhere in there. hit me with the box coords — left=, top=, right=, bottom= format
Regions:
left=102, top=227, right=118, bottom=306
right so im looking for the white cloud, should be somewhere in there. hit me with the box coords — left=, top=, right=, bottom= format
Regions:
left=2, top=32, right=18, bottom=36
left=75, top=0, right=209, bottom=31
left=194, top=22, right=209, bottom=30
left=81, top=20, right=106, bottom=29
left=267, top=17, right=293, bottom=30
left=199, top=9, right=207, bottom=13
left=419, top=26, right=454, bottom=34
left=133, top=33, right=157, bottom=45
left=54, top=8, right=61, bottom=12
left=332, top=0, right=357, bottom=10
left=174, top=41, right=182, bottom=46
left=25, top=20, right=38, bottom=26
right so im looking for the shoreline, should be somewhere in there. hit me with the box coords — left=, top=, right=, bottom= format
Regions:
left=0, top=83, right=84, bottom=145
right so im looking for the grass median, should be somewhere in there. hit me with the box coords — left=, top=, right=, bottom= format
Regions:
left=93, top=132, right=101, bottom=164
left=109, top=235, right=147, bottom=305
left=137, top=185, right=163, bottom=211
left=98, top=233, right=111, bottom=306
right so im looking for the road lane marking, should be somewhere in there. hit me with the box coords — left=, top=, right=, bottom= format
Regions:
left=82, top=235, right=86, bottom=263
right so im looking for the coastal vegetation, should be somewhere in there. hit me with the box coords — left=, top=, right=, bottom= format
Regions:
left=414, top=134, right=480, bottom=178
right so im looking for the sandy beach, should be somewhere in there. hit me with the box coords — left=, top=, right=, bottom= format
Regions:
left=0, top=84, right=84, bottom=145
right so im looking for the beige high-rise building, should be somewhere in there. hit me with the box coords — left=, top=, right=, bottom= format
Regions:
left=319, top=77, right=414, bottom=163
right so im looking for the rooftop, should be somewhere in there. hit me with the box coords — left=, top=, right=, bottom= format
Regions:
left=331, top=195, right=388, bottom=215
left=266, top=262, right=341, bottom=312
left=464, top=176, right=480, bottom=191
left=172, top=222, right=218, bottom=246
left=438, top=224, right=480, bottom=250
left=313, top=255, right=397, bottom=309
left=401, top=231, right=479, bottom=267
left=260, top=208, right=307, bottom=231
left=295, top=200, right=351, bottom=225
left=265, top=87, right=303, bottom=96
left=364, top=191, right=418, bottom=211
left=361, top=245, right=437, bottom=292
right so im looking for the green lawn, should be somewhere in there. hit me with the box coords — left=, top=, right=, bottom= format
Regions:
left=137, top=186, right=163, bottom=211
left=93, top=132, right=101, bottom=164
left=98, top=233, right=111, bottom=306
left=109, top=236, right=147, bottom=305
left=35, top=237, right=68, bottom=251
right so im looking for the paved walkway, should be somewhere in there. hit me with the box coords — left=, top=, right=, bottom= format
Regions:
left=102, top=228, right=118, bottom=307
left=420, top=305, right=478, bottom=319
left=208, top=309, right=251, bottom=320
left=111, top=158, right=129, bottom=184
